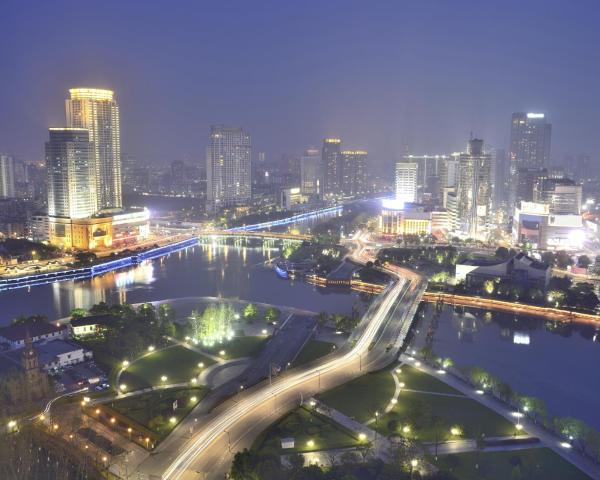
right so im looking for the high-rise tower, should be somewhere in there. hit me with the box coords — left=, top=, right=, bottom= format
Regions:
left=456, top=138, right=492, bottom=238
left=46, top=128, right=96, bottom=219
left=66, top=88, right=122, bottom=211
left=509, top=112, right=551, bottom=212
left=0, top=153, right=16, bottom=198
left=206, top=125, right=252, bottom=211
left=322, top=138, right=342, bottom=196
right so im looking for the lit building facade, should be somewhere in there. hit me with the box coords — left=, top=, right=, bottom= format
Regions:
left=66, top=88, right=122, bottom=211
left=395, top=161, right=417, bottom=205
left=340, top=150, right=368, bottom=196
left=512, top=201, right=584, bottom=250
left=322, top=138, right=342, bottom=196
left=456, top=138, right=492, bottom=238
left=0, top=154, right=16, bottom=198
left=300, top=148, right=321, bottom=196
left=509, top=112, right=551, bottom=211
left=46, top=128, right=96, bottom=220
left=206, top=125, right=251, bottom=211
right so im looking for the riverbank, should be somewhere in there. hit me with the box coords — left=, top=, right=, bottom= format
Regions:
left=0, top=237, right=199, bottom=292
left=423, top=291, right=600, bottom=327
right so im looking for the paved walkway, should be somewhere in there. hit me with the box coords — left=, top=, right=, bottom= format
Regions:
left=401, top=354, right=600, bottom=479
left=309, top=397, right=392, bottom=458
left=423, top=435, right=542, bottom=455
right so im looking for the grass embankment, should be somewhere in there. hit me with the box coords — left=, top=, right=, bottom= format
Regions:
left=120, top=345, right=215, bottom=390
left=201, top=335, right=269, bottom=360
left=436, top=448, right=591, bottom=480
left=292, top=340, right=337, bottom=368
left=253, top=406, right=360, bottom=455
left=318, top=365, right=515, bottom=441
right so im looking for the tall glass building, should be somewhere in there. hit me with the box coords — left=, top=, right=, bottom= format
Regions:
left=322, top=138, right=342, bottom=196
left=46, top=128, right=96, bottom=219
left=66, top=88, right=122, bottom=211
left=206, top=125, right=252, bottom=211
left=0, top=153, right=16, bottom=198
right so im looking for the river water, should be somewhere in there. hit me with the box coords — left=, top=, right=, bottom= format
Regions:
left=0, top=243, right=365, bottom=326
left=412, top=303, right=600, bottom=430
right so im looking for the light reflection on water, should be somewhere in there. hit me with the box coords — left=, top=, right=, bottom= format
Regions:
left=413, top=303, right=600, bottom=429
left=1, top=242, right=365, bottom=327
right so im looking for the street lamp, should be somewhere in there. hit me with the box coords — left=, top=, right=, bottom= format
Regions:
left=161, top=375, right=168, bottom=382
left=148, top=345, right=155, bottom=352
left=122, top=360, right=129, bottom=368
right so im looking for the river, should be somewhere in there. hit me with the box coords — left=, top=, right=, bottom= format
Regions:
left=0, top=243, right=366, bottom=326
left=412, top=303, right=600, bottom=430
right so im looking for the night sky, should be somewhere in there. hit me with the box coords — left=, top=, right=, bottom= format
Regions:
left=2, top=0, right=599, bottom=170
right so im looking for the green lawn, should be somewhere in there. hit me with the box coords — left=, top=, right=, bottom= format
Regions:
left=436, top=448, right=591, bottom=480
left=107, top=387, right=207, bottom=439
left=292, top=340, right=337, bottom=368
left=252, top=406, right=360, bottom=455
left=374, top=390, right=516, bottom=441
left=120, top=345, right=215, bottom=390
left=201, top=335, right=269, bottom=359
left=316, top=369, right=396, bottom=423
left=398, top=364, right=461, bottom=394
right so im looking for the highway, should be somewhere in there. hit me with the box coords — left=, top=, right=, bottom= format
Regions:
left=153, top=232, right=426, bottom=479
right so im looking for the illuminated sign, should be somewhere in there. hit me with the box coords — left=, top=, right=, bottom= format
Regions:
left=526, top=113, right=545, bottom=119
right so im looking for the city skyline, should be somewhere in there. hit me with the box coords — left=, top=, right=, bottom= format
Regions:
left=2, top=1, right=600, bottom=170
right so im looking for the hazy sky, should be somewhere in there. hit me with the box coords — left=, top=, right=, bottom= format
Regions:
left=2, top=0, right=599, bottom=170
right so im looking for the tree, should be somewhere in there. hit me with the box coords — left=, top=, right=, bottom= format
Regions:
left=158, top=303, right=175, bottom=324
left=316, top=311, right=329, bottom=328
left=230, top=449, right=261, bottom=480
left=70, top=308, right=87, bottom=319
left=577, top=255, right=592, bottom=268
left=495, top=247, right=510, bottom=260
left=264, top=307, right=281, bottom=324
left=244, top=303, right=258, bottom=322
left=555, top=250, right=573, bottom=269
left=547, top=289, right=566, bottom=308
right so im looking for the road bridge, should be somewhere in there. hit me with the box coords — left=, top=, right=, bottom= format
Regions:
left=143, top=232, right=426, bottom=480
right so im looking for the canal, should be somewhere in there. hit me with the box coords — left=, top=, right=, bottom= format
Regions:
left=412, top=303, right=600, bottom=430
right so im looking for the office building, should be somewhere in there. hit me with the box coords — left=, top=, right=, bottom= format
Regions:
left=534, top=176, right=582, bottom=215
left=509, top=112, right=551, bottom=211
left=340, top=150, right=368, bottom=196
left=403, top=154, right=444, bottom=202
left=322, top=138, right=342, bottom=196
left=513, top=201, right=584, bottom=250
left=206, top=125, right=251, bottom=211
left=0, top=154, right=16, bottom=198
left=300, top=148, right=321, bottom=196
left=46, top=128, right=96, bottom=220
left=395, top=161, right=417, bottom=205
left=456, top=138, right=492, bottom=238
left=66, top=88, right=122, bottom=211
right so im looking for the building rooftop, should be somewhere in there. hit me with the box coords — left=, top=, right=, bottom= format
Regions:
left=0, top=321, right=66, bottom=342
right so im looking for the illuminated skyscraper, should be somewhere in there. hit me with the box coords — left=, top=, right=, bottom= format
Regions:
left=0, top=153, right=16, bottom=198
left=508, top=112, right=551, bottom=211
left=395, top=161, right=417, bottom=205
left=66, top=88, right=122, bottom=211
left=46, top=128, right=96, bottom=219
left=456, top=138, right=492, bottom=238
left=300, top=148, right=321, bottom=196
left=322, top=138, right=342, bottom=196
left=206, top=125, right=251, bottom=211
left=340, top=150, right=368, bottom=196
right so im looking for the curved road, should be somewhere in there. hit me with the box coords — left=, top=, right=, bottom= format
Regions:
left=150, top=232, right=426, bottom=479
